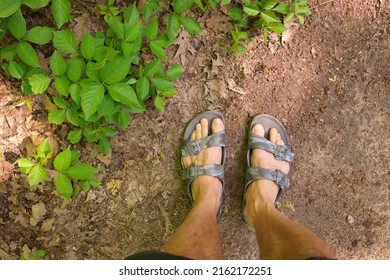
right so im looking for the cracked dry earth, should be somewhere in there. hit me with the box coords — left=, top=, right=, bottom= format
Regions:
left=0, top=0, right=389, bottom=260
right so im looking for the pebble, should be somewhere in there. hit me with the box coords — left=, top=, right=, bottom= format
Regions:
left=347, top=215, right=355, bottom=224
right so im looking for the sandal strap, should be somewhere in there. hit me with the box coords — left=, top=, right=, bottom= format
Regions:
left=183, top=164, right=224, bottom=187
left=248, top=133, right=295, bottom=163
left=245, top=167, right=291, bottom=191
left=181, top=131, right=226, bottom=157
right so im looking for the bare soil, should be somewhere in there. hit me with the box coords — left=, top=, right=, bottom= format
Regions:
left=0, top=0, right=389, bottom=260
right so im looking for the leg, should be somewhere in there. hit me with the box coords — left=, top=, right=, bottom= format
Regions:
left=244, top=125, right=336, bottom=260
left=164, top=118, right=225, bottom=259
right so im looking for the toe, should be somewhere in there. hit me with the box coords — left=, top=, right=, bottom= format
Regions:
left=195, top=123, right=202, bottom=140
left=201, top=118, right=209, bottom=138
left=190, top=131, right=196, bottom=141
left=269, top=128, right=277, bottom=143
left=211, top=118, right=224, bottom=133
left=252, top=124, right=265, bottom=137
left=276, top=133, right=284, bottom=145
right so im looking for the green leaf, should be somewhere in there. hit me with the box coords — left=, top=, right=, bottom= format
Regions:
left=28, top=74, right=51, bottom=94
left=174, top=0, right=194, bottom=14
left=150, top=41, right=167, bottom=60
left=80, top=32, right=95, bottom=60
left=161, top=88, right=178, bottom=97
left=179, top=17, right=202, bottom=35
left=166, top=64, right=184, bottom=78
left=263, top=27, right=268, bottom=43
left=69, top=83, right=81, bottom=105
left=107, top=17, right=124, bottom=39
left=107, top=83, right=141, bottom=107
left=52, top=0, right=71, bottom=28
left=193, top=0, right=204, bottom=11
left=296, top=6, right=311, bottom=16
left=86, top=62, right=100, bottom=82
left=229, top=7, right=243, bottom=21
left=261, top=11, right=281, bottom=24
left=243, top=5, right=260, bottom=16
left=124, top=22, right=140, bottom=42
left=146, top=17, right=158, bottom=41
left=54, top=146, right=71, bottom=171
left=50, top=51, right=67, bottom=76
left=273, top=3, right=290, bottom=15
left=268, top=22, right=288, bottom=34
left=28, top=164, right=47, bottom=186
left=71, top=149, right=80, bottom=163
left=66, top=108, right=81, bottom=126
left=53, top=97, right=69, bottom=109
left=53, top=30, right=77, bottom=54
left=284, top=12, right=295, bottom=23
left=124, top=3, right=139, bottom=25
left=297, top=14, right=305, bottom=24
left=22, top=0, right=51, bottom=9
left=55, top=172, right=72, bottom=201
left=154, top=95, right=164, bottom=113
left=261, top=0, right=277, bottom=10
left=121, top=42, right=133, bottom=57
left=143, top=59, right=163, bottom=76
left=48, top=109, right=66, bottom=124
left=9, top=9, right=26, bottom=40
left=118, top=109, right=131, bottom=129
left=167, top=13, right=180, bottom=41
left=0, top=0, right=22, bottom=18
left=136, top=76, right=150, bottom=100
left=8, top=60, right=24, bottom=79
left=26, top=26, right=53, bottom=45
left=0, top=46, right=17, bottom=61
left=150, top=77, right=174, bottom=91
left=18, top=158, right=35, bottom=174
left=98, top=137, right=111, bottom=155
left=16, top=42, right=39, bottom=68
left=80, top=83, right=105, bottom=119
left=54, top=77, right=70, bottom=96
left=64, top=162, right=98, bottom=180
left=100, top=56, right=131, bottom=84
left=97, top=94, right=115, bottom=117
left=67, top=58, right=85, bottom=82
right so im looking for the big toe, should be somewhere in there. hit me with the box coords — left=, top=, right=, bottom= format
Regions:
left=252, top=124, right=265, bottom=137
left=211, top=118, right=225, bottom=134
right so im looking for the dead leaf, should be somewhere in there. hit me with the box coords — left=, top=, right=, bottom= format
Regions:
left=174, top=29, right=196, bottom=66
left=206, top=79, right=227, bottom=103
left=97, top=150, right=112, bottom=166
left=43, top=94, right=57, bottom=113
left=106, top=179, right=122, bottom=195
left=281, top=22, right=299, bottom=46
left=30, top=202, right=47, bottom=226
left=73, top=14, right=89, bottom=44
left=41, top=217, right=55, bottom=232
left=226, top=78, right=246, bottom=95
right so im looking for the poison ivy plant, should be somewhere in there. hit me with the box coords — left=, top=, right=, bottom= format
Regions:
left=17, top=140, right=100, bottom=201
left=20, top=249, right=46, bottom=260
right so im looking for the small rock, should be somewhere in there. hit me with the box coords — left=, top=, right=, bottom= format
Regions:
left=347, top=215, right=355, bottom=224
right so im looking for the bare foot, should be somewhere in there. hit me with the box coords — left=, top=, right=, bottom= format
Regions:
left=244, top=124, right=290, bottom=226
left=182, top=118, right=225, bottom=214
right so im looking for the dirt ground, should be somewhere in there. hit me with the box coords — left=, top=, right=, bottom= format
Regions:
left=0, top=0, right=389, bottom=260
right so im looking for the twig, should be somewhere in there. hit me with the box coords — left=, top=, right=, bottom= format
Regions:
left=311, top=0, right=335, bottom=9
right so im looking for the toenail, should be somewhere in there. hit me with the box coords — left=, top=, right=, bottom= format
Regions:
left=214, top=119, right=222, bottom=125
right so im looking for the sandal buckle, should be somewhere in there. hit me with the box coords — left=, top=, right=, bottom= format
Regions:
left=189, top=141, right=201, bottom=155
left=274, top=145, right=290, bottom=160
left=275, top=169, right=290, bottom=188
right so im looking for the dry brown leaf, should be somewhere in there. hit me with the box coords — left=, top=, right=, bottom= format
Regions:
left=174, top=29, right=196, bottom=66
left=41, top=217, right=55, bottom=232
left=73, top=14, right=89, bottom=44
left=43, top=94, right=57, bottom=112
left=30, top=201, right=47, bottom=226
left=106, top=179, right=122, bottom=195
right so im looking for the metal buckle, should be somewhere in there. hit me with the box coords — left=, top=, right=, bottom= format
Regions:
left=274, top=169, right=289, bottom=188
left=274, top=145, right=289, bottom=160
left=190, top=141, right=201, bottom=155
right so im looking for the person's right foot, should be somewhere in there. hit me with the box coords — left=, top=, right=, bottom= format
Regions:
left=244, top=124, right=290, bottom=226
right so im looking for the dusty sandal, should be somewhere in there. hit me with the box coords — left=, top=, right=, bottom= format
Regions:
left=243, top=115, right=295, bottom=220
left=181, top=111, right=226, bottom=220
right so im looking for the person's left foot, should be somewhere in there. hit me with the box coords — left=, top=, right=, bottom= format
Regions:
left=182, top=118, right=224, bottom=214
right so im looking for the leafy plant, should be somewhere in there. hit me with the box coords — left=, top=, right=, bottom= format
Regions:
left=228, top=0, right=311, bottom=49
left=20, top=249, right=46, bottom=260
left=17, top=139, right=100, bottom=202
left=98, top=0, right=119, bottom=22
